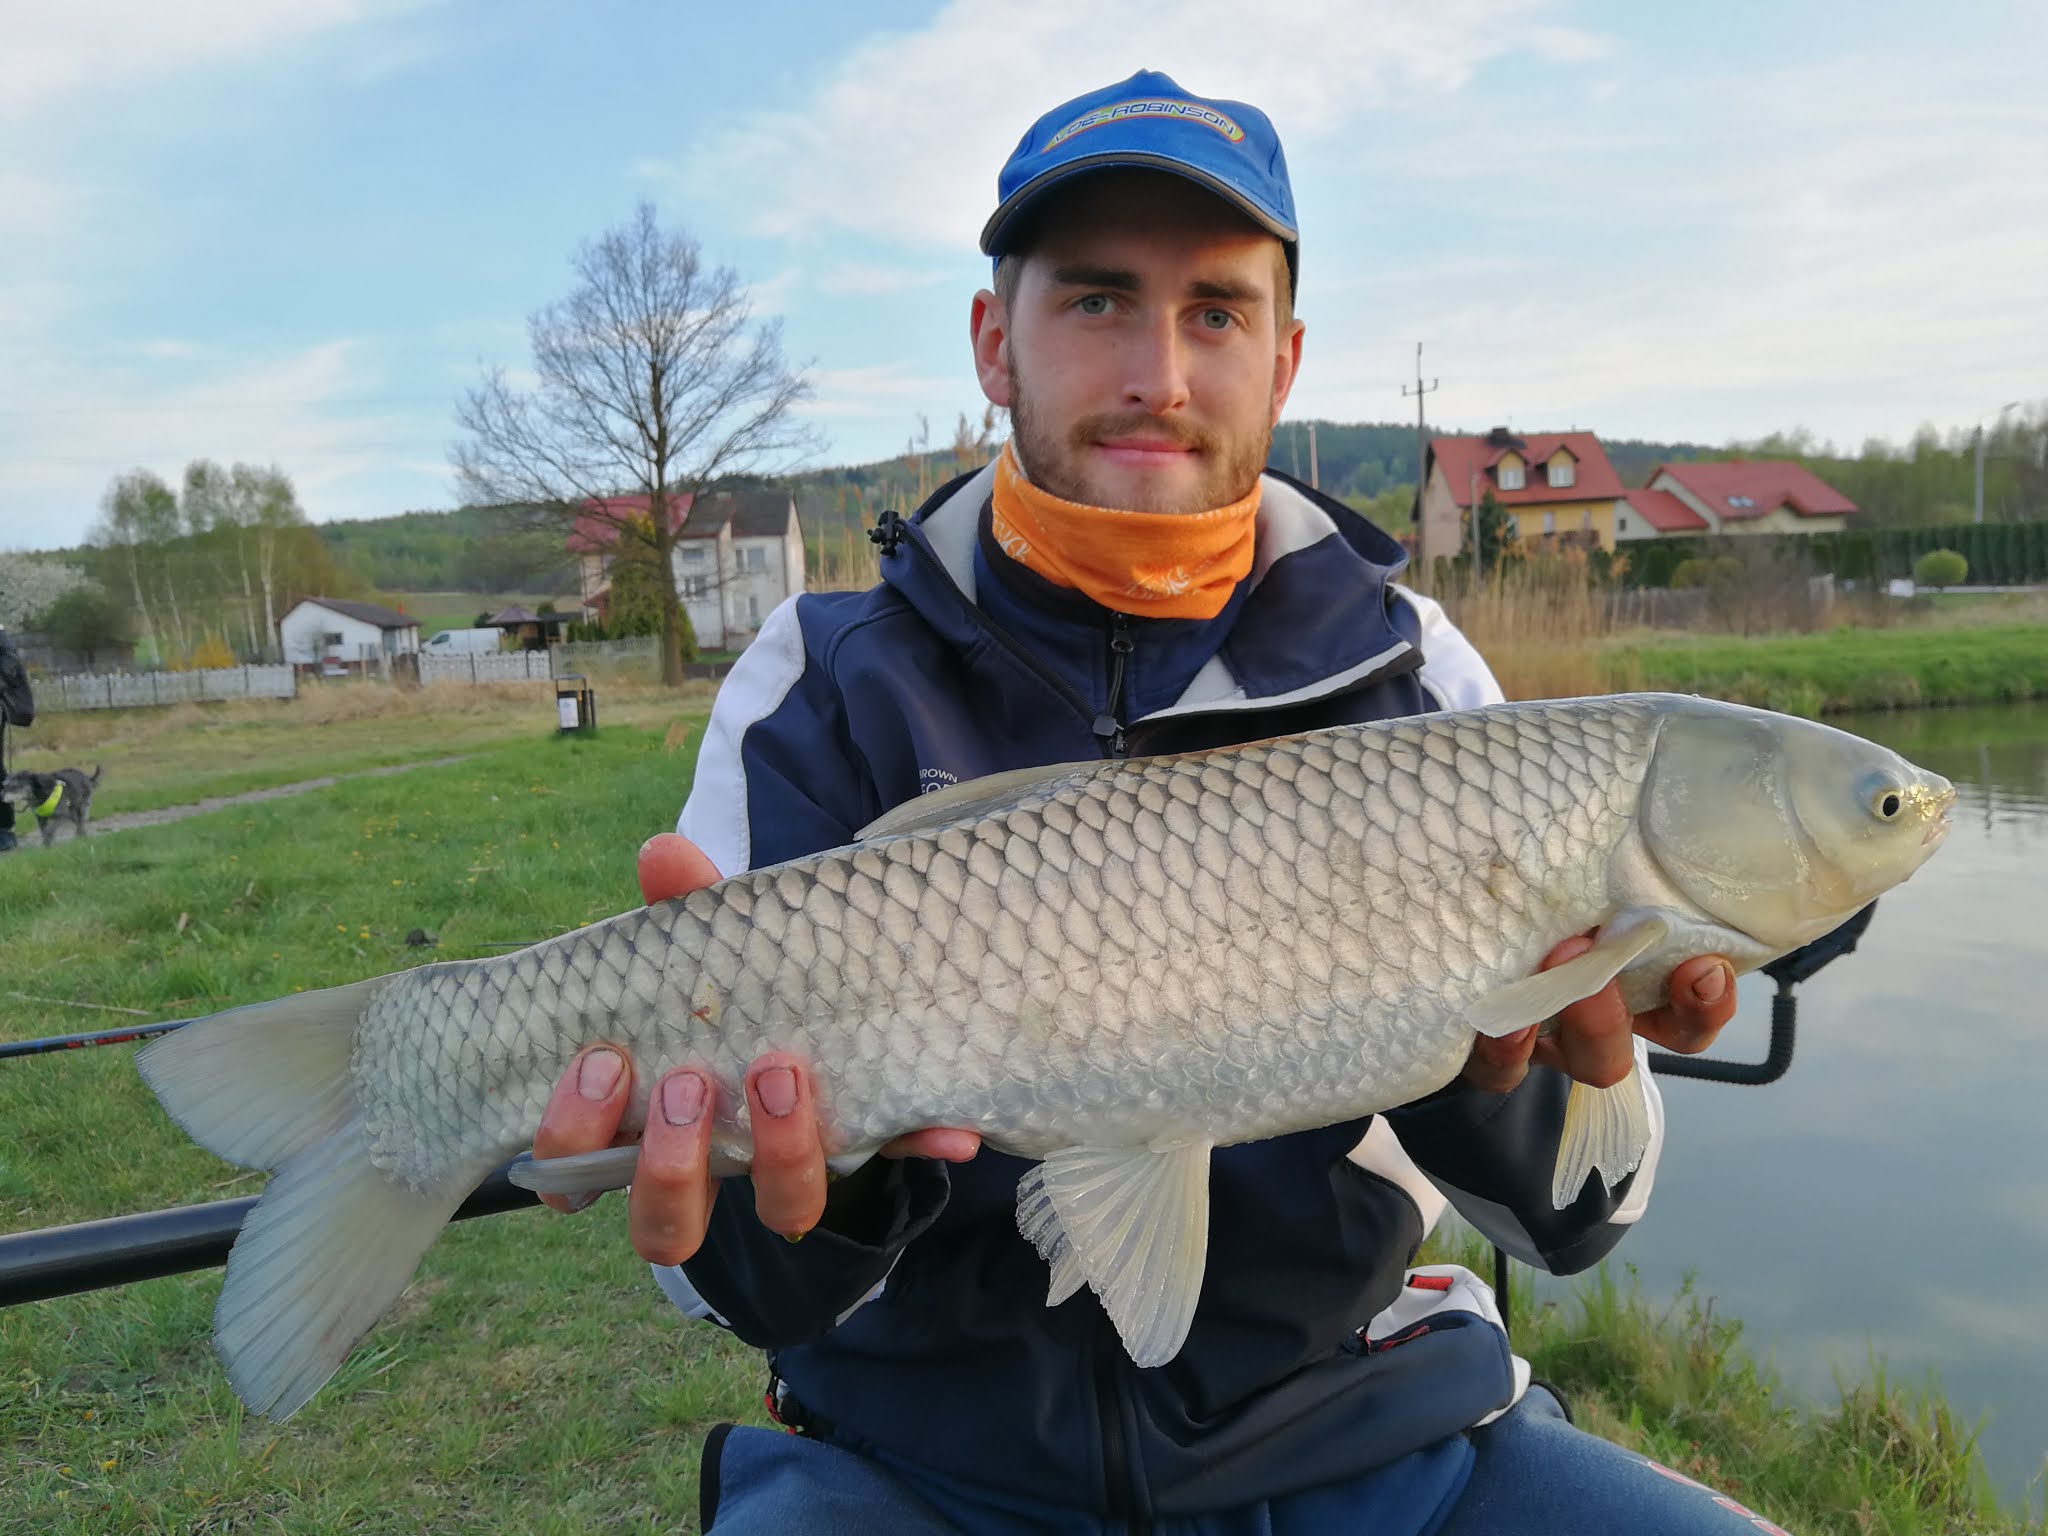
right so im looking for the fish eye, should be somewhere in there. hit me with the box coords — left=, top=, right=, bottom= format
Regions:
left=1864, top=778, right=1905, bottom=821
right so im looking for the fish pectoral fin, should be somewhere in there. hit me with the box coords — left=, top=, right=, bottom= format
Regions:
left=1014, top=1138, right=1213, bottom=1369
left=505, top=1144, right=643, bottom=1197
left=1465, top=915, right=1671, bottom=1039
left=1553, top=1064, right=1653, bottom=1209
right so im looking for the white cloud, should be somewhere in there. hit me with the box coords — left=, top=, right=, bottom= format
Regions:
left=813, top=263, right=957, bottom=297
left=0, top=0, right=428, bottom=118
left=664, top=0, right=1608, bottom=252
left=795, top=362, right=965, bottom=422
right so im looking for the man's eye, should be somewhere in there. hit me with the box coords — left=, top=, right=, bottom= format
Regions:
left=1077, top=294, right=1113, bottom=316
left=1199, top=309, right=1235, bottom=330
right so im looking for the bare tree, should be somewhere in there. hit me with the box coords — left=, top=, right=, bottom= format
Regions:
left=454, top=203, right=815, bottom=686
left=93, top=471, right=175, bottom=663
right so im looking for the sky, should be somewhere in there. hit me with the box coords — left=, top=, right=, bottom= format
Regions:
left=3, top=0, right=2044, bottom=551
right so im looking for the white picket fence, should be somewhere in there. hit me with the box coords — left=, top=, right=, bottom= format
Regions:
left=42, top=664, right=296, bottom=711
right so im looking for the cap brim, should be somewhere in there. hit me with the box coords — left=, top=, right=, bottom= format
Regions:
left=979, top=152, right=1297, bottom=257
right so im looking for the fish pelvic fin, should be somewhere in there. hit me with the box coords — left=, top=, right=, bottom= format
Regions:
left=1553, top=1063, right=1652, bottom=1210
left=137, top=977, right=476, bottom=1421
left=1016, top=1138, right=1213, bottom=1370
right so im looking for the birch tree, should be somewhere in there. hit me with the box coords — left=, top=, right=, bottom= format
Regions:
left=454, top=202, right=814, bottom=686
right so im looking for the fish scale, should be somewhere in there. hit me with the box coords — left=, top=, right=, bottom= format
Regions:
left=349, top=699, right=1651, bottom=1195
left=139, top=692, right=1954, bottom=1417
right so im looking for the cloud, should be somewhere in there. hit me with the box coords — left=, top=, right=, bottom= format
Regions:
left=663, top=0, right=1609, bottom=252
left=813, top=263, right=958, bottom=298
left=795, top=363, right=965, bottom=422
left=0, top=0, right=428, bottom=118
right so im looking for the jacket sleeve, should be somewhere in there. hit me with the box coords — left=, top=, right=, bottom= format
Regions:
left=0, top=643, right=33, bottom=729
left=663, top=596, right=955, bottom=1345
left=1383, top=1039, right=1665, bottom=1275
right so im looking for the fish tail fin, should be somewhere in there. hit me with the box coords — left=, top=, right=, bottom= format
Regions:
left=1551, top=1063, right=1651, bottom=1210
left=137, top=979, right=473, bottom=1421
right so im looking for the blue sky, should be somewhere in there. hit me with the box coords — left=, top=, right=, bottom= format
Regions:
left=3, top=0, right=2043, bottom=550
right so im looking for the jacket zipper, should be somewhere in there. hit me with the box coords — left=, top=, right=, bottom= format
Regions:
left=894, top=529, right=1134, bottom=762
left=1092, top=614, right=1133, bottom=758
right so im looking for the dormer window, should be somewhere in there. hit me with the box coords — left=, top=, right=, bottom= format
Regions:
left=1551, top=459, right=1575, bottom=489
left=1498, top=464, right=1525, bottom=491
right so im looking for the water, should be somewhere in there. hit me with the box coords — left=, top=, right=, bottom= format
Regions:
left=1539, top=703, right=2048, bottom=1506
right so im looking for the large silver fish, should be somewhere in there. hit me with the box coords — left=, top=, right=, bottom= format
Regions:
left=139, top=693, right=1953, bottom=1420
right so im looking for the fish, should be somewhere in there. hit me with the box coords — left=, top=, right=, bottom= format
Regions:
left=137, top=692, right=1954, bottom=1420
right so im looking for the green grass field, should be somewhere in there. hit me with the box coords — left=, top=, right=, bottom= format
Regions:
left=1, top=700, right=2037, bottom=1533
left=1608, top=621, right=2048, bottom=716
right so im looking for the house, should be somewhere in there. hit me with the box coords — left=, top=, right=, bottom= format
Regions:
left=569, top=488, right=806, bottom=650
left=1641, top=461, right=1856, bottom=536
left=1614, top=488, right=1708, bottom=543
left=1418, top=429, right=1627, bottom=565
left=483, top=605, right=578, bottom=652
left=279, top=597, right=421, bottom=674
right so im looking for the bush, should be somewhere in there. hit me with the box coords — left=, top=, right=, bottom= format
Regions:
left=1671, top=556, right=1743, bottom=589
left=1912, top=549, right=1968, bottom=589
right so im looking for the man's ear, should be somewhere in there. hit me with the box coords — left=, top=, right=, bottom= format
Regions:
left=970, top=289, right=1013, bottom=408
left=1269, top=318, right=1306, bottom=426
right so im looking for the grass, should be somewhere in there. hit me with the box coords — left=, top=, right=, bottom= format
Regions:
left=7, top=679, right=714, bottom=819
left=1607, top=622, right=2048, bottom=717
left=2, top=691, right=2039, bottom=1532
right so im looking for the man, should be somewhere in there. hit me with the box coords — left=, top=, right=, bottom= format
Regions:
left=535, top=72, right=1753, bottom=1533
left=0, top=624, right=34, bottom=854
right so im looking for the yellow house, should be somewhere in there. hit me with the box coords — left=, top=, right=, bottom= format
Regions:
left=1417, top=429, right=1627, bottom=567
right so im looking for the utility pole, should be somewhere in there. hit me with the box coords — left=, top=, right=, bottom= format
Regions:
left=1307, top=421, right=1320, bottom=490
left=1401, top=343, right=1440, bottom=572
left=1975, top=400, right=2021, bottom=524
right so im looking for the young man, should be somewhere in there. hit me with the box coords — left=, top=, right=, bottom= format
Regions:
left=0, top=625, right=34, bottom=853
left=536, top=73, right=1757, bottom=1533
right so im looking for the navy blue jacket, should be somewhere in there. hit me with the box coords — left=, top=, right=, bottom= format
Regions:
left=667, top=464, right=1664, bottom=1523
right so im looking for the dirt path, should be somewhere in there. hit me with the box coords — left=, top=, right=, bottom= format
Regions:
left=11, top=755, right=475, bottom=846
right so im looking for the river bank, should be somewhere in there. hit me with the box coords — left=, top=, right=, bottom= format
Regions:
left=1609, top=621, right=2048, bottom=716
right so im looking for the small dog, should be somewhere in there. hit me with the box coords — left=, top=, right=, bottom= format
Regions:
left=1, top=765, right=102, bottom=846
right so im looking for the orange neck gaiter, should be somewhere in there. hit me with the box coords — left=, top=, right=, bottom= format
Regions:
left=989, top=441, right=1259, bottom=620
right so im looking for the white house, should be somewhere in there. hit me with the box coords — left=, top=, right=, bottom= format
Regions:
left=279, top=597, right=422, bottom=674
left=569, top=489, right=806, bottom=650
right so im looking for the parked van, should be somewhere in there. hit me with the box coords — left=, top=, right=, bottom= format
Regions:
left=423, top=627, right=502, bottom=655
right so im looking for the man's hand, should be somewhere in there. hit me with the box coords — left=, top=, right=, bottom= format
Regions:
left=531, top=832, right=980, bottom=1266
left=1461, top=936, right=1737, bottom=1095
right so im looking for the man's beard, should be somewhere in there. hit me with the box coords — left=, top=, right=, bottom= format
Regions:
left=1006, top=362, right=1273, bottom=514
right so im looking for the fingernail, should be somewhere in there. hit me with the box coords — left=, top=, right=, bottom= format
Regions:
left=1692, top=965, right=1730, bottom=1006
left=662, top=1071, right=706, bottom=1126
left=783, top=1230, right=805, bottom=1245
left=756, top=1066, right=798, bottom=1118
left=563, top=1191, right=600, bottom=1214
left=578, top=1048, right=623, bottom=1100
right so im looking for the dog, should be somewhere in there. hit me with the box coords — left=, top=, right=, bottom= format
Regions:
left=1, top=765, right=102, bottom=846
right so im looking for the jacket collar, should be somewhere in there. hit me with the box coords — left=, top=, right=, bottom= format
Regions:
left=882, top=460, right=1416, bottom=718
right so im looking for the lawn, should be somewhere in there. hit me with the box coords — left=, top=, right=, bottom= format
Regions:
left=0, top=700, right=2035, bottom=1533
left=6, top=680, right=713, bottom=819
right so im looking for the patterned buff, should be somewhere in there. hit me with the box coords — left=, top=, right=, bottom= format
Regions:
left=989, top=441, right=1259, bottom=619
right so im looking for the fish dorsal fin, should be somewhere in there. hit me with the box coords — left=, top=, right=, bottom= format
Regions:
left=1465, top=913, right=1671, bottom=1039
left=855, top=758, right=1106, bottom=842
left=1015, top=1138, right=1214, bottom=1369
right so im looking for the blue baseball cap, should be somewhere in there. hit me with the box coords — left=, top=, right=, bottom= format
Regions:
left=980, top=71, right=1298, bottom=292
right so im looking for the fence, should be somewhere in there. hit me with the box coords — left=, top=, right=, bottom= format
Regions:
left=40, top=664, right=296, bottom=711
left=418, top=651, right=555, bottom=686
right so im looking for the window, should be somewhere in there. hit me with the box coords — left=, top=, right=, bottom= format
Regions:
left=1581, top=508, right=1592, bottom=530
left=323, top=631, right=343, bottom=646
left=1541, top=510, right=1556, bottom=534
left=745, top=546, right=767, bottom=572
left=1728, top=495, right=1755, bottom=509
left=1499, top=464, right=1525, bottom=490
left=681, top=545, right=706, bottom=565
left=1551, top=458, right=1575, bottom=489
left=1618, top=515, right=1628, bottom=532
left=682, top=575, right=710, bottom=599
left=748, top=595, right=761, bottom=625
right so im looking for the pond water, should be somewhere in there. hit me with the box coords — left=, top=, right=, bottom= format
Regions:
left=1541, top=702, right=2048, bottom=1507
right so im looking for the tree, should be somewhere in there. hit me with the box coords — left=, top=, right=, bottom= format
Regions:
left=92, top=470, right=178, bottom=662
left=39, top=585, right=132, bottom=667
left=0, top=553, right=90, bottom=629
left=454, top=202, right=814, bottom=686
left=1463, top=490, right=1520, bottom=571
left=1913, top=549, right=1968, bottom=589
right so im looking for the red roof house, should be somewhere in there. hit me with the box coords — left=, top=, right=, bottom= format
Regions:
left=1646, top=461, right=1856, bottom=534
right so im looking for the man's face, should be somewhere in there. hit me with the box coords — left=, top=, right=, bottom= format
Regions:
left=972, top=172, right=1304, bottom=514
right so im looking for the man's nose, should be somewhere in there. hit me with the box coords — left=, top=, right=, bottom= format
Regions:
left=1121, top=315, right=1192, bottom=415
